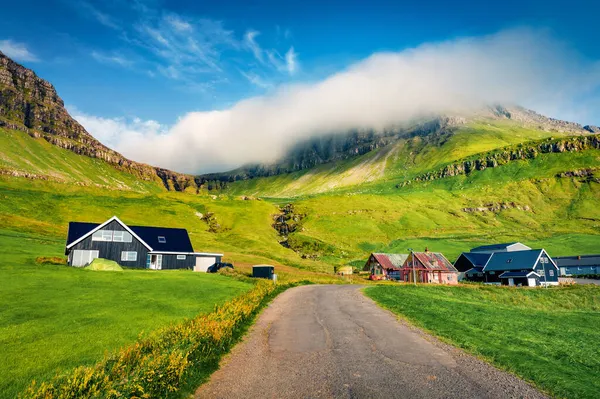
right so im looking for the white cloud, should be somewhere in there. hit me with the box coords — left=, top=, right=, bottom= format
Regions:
left=91, top=51, right=133, bottom=67
left=165, top=14, right=192, bottom=32
left=79, top=2, right=120, bottom=30
left=74, top=29, right=600, bottom=174
left=244, top=30, right=263, bottom=62
left=285, top=47, right=297, bottom=75
left=68, top=106, right=167, bottom=150
left=0, top=39, right=38, bottom=62
left=240, top=71, right=272, bottom=89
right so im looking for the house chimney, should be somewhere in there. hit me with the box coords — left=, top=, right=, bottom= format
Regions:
left=577, top=255, right=581, bottom=260
left=425, top=247, right=429, bottom=253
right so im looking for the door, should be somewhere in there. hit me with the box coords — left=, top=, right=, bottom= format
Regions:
left=527, top=278, right=536, bottom=287
left=71, top=250, right=99, bottom=267
left=194, top=256, right=216, bottom=272
left=148, top=254, right=162, bottom=270
left=508, top=278, right=514, bottom=286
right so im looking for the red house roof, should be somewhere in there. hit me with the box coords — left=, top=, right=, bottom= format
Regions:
left=371, top=253, right=403, bottom=271
left=405, top=252, right=458, bottom=273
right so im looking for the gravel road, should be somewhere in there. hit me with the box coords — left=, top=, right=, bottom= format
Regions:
left=195, top=285, right=546, bottom=399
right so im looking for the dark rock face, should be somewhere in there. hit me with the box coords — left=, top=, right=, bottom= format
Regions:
left=0, top=51, right=194, bottom=191
left=398, top=134, right=600, bottom=187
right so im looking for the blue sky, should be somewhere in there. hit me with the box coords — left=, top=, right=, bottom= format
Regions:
left=1, top=0, right=599, bottom=173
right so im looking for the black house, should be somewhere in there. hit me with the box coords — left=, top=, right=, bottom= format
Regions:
left=65, top=216, right=222, bottom=271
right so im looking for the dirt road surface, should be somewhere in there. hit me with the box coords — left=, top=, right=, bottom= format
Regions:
left=196, top=285, right=546, bottom=399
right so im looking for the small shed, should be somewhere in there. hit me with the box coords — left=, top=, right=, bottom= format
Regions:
left=253, top=265, right=275, bottom=279
left=337, top=266, right=353, bottom=276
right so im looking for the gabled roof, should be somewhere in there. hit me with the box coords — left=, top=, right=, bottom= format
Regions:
left=411, top=252, right=458, bottom=272
left=554, top=255, right=600, bottom=267
left=483, top=249, right=554, bottom=272
left=499, top=271, right=540, bottom=278
left=459, top=252, right=493, bottom=268
left=370, top=253, right=408, bottom=271
left=66, top=216, right=194, bottom=253
left=470, top=242, right=531, bottom=253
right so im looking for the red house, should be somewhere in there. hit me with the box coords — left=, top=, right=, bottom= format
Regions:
left=402, top=249, right=459, bottom=284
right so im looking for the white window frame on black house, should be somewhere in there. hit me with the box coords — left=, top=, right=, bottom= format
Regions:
left=92, top=230, right=113, bottom=241
left=158, top=236, right=166, bottom=243
left=112, top=231, right=133, bottom=242
left=121, top=251, right=138, bottom=261
left=177, top=255, right=186, bottom=260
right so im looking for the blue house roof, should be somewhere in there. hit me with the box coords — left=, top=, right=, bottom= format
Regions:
left=483, top=249, right=547, bottom=272
left=554, top=255, right=600, bottom=268
left=498, top=271, right=539, bottom=278
left=462, top=252, right=492, bottom=267
left=67, top=220, right=194, bottom=253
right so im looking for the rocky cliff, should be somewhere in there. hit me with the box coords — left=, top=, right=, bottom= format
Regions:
left=199, top=105, right=598, bottom=184
left=0, top=51, right=194, bottom=191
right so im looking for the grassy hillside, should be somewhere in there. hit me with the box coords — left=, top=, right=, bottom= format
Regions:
left=0, top=128, right=162, bottom=192
left=365, top=284, right=600, bottom=399
left=223, top=120, right=569, bottom=197
left=0, top=230, right=252, bottom=398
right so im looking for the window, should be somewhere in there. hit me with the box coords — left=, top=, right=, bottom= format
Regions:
left=158, top=236, right=166, bottom=243
left=506, top=259, right=513, bottom=263
left=92, top=230, right=113, bottom=241
left=489, top=271, right=495, bottom=275
left=112, top=231, right=132, bottom=243
left=177, top=255, right=186, bottom=260
left=121, top=251, right=137, bottom=261
left=549, top=270, right=554, bottom=277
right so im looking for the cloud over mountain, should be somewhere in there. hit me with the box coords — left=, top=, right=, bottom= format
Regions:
left=75, top=28, right=600, bottom=174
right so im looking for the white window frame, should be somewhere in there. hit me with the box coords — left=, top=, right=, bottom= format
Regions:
left=92, top=230, right=113, bottom=242
left=158, top=236, right=166, bottom=243
left=177, top=255, right=186, bottom=260
left=112, top=231, right=133, bottom=243
left=549, top=269, right=554, bottom=277
left=121, top=251, right=138, bottom=262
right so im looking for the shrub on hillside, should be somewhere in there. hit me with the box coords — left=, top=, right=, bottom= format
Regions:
left=21, top=280, right=279, bottom=399
left=35, top=256, right=67, bottom=265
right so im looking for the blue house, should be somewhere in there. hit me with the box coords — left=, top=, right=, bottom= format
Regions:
left=554, top=255, right=600, bottom=276
left=460, top=245, right=559, bottom=287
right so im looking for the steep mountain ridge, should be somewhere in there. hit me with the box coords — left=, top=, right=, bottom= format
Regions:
left=200, top=105, right=598, bottom=185
left=0, top=51, right=194, bottom=191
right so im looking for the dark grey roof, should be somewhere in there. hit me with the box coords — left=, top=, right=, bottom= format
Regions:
left=554, top=255, right=600, bottom=267
left=498, top=271, right=538, bottom=278
left=462, top=252, right=492, bottom=267
left=484, top=249, right=549, bottom=272
left=67, top=221, right=194, bottom=253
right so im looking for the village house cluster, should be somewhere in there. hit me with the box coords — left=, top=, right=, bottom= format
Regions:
left=364, top=242, right=600, bottom=287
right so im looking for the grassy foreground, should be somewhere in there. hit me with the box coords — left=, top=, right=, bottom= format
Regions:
left=0, top=231, right=252, bottom=399
left=364, top=284, right=600, bottom=399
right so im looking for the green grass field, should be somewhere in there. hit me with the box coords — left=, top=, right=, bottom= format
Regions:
left=364, top=284, right=600, bottom=399
left=0, top=230, right=253, bottom=398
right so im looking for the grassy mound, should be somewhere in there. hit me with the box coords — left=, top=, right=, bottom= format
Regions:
left=85, top=258, right=123, bottom=271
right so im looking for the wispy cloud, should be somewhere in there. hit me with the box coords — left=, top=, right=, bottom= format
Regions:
left=77, top=29, right=600, bottom=174
left=73, top=2, right=298, bottom=92
left=240, top=71, right=272, bottom=89
left=79, top=1, right=120, bottom=30
left=244, top=30, right=263, bottom=62
left=91, top=50, right=133, bottom=67
left=0, top=39, right=38, bottom=62
left=245, top=30, right=298, bottom=76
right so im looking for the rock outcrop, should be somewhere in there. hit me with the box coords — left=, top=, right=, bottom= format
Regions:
left=397, top=134, right=600, bottom=187
left=0, top=51, right=194, bottom=191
